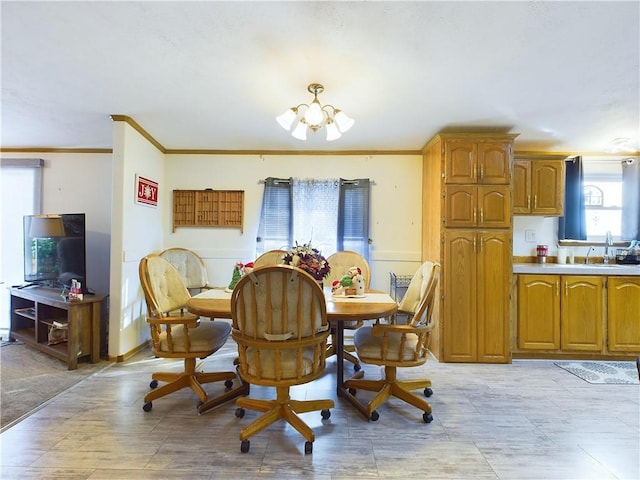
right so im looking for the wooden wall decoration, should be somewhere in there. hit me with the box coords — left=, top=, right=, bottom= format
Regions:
left=172, top=189, right=244, bottom=232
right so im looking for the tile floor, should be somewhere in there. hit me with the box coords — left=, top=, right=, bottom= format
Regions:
left=1, top=339, right=638, bottom=480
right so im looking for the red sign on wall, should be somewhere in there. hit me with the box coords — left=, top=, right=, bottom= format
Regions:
left=135, top=175, right=158, bottom=207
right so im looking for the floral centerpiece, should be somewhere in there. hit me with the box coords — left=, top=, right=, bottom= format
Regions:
left=283, top=242, right=331, bottom=282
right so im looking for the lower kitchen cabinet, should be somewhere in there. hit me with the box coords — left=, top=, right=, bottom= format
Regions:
left=516, top=274, right=638, bottom=358
left=560, top=276, right=603, bottom=351
left=607, top=277, right=640, bottom=352
left=517, top=275, right=560, bottom=350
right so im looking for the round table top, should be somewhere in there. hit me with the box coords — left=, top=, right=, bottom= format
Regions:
left=186, top=288, right=398, bottom=322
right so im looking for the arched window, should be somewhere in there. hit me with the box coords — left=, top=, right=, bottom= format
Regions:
left=583, top=185, right=603, bottom=206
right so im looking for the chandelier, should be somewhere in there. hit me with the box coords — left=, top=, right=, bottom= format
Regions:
left=276, top=83, right=354, bottom=141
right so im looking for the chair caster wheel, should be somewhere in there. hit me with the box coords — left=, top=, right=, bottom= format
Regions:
left=353, top=363, right=361, bottom=372
left=348, top=387, right=357, bottom=396
left=424, top=387, right=433, bottom=397
left=370, top=410, right=379, bottom=421
left=423, top=412, right=433, bottom=423
left=321, top=409, right=331, bottom=420
left=142, top=402, right=152, bottom=412
left=240, top=440, right=250, bottom=453
left=304, top=441, right=313, bottom=454
left=224, top=379, right=233, bottom=389
left=235, top=407, right=245, bottom=418
left=149, top=380, right=158, bottom=389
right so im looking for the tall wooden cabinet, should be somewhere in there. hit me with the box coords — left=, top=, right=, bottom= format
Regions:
left=422, top=132, right=517, bottom=363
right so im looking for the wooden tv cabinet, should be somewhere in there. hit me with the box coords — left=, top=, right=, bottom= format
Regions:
left=9, top=286, right=106, bottom=370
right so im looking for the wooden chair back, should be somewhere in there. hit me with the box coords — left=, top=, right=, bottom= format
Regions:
left=231, top=265, right=330, bottom=387
left=160, top=247, right=210, bottom=292
left=253, top=249, right=287, bottom=268
left=139, top=254, right=211, bottom=359
left=326, top=250, right=371, bottom=289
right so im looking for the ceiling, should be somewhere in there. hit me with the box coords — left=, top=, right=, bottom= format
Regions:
left=2, top=1, right=639, bottom=155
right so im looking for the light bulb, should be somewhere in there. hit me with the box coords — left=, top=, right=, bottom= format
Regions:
left=304, top=101, right=324, bottom=126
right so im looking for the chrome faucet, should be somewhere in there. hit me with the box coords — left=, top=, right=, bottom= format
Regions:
left=585, top=246, right=595, bottom=264
left=604, top=231, right=613, bottom=264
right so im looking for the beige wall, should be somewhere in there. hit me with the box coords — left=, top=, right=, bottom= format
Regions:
left=109, top=121, right=166, bottom=357
left=3, top=143, right=571, bottom=358
left=163, top=153, right=424, bottom=289
left=0, top=152, right=112, bottom=295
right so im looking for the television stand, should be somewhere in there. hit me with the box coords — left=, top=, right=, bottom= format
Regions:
left=9, top=286, right=107, bottom=370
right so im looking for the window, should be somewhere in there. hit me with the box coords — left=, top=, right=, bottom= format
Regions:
left=257, top=177, right=370, bottom=261
left=583, top=159, right=623, bottom=240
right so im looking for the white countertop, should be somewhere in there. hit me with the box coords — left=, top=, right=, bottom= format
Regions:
left=513, top=262, right=640, bottom=276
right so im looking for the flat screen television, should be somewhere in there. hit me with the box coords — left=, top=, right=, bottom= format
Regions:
left=23, top=213, right=86, bottom=291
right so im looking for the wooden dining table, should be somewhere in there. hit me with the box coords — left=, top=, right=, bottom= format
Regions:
left=187, top=287, right=398, bottom=419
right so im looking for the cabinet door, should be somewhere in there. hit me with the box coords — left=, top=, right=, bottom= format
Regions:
left=607, top=277, right=640, bottom=351
left=478, top=186, right=511, bottom=228
left=531, top=161, right=565, bottom=215
left=477, top=142, right=511, bottom=184
left=517, top=275, right=560, bottom=349
left=477, top=230, right=511, bottom=362
left=444, top=186, right=476, bottom=227
left=444, top=140, right=476, bottom=184
left=561, top=276, right=603, bottom=351
left=443, top=230, right=477, bottom=362
left=512, top=160, right=531, bottom=214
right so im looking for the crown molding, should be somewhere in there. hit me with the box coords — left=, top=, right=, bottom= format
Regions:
left=0, top=147, right=112, bottom=154
left=110, top=114, right=165, bottom=153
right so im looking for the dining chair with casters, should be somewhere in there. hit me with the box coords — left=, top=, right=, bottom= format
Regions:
left=139, top=254, right=242, bottom=412
left=344, top=261, right=440, bottom=423
left=231, top=265, right=334, bottom=454
left=160, top=247, right=212, bottom=295
left=325, top=250, right=372, bottom=372
left=252, top=249, right=287, bottom=268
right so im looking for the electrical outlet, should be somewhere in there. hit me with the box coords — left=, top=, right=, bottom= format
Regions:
left=525, top=230, right=536, bottom=242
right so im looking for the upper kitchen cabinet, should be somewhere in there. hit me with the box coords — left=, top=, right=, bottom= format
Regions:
left=444, top=138, right=512, bottom=184
left=444, top=185, right=511, bottom=228
left=513, top=156, right=566, bottom=216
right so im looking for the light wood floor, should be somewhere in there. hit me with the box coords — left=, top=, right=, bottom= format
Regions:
left=1, top=338, right=638, bottom=479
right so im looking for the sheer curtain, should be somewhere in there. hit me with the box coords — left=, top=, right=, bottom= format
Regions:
left=558, top=156, right=587, bottom=240
left=292, top=178, right=339, bottom=254
left=621, top=158, right=640, bottom=240
left=256, top=177, right=371, bottom=261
